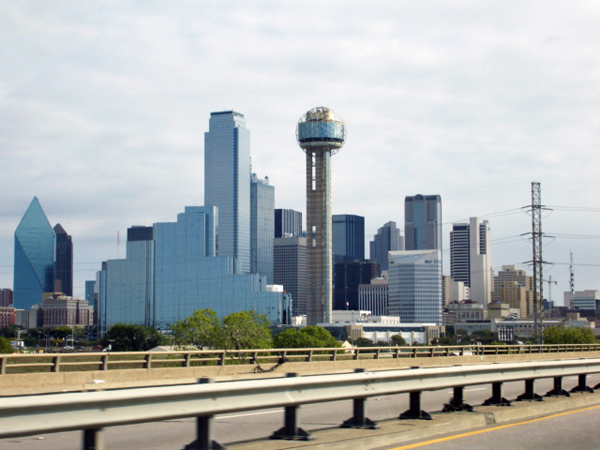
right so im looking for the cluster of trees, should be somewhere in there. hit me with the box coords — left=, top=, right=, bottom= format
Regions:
left=0, top=337, right=13, bottom=354
left=543, top=326, right=597, bottom=344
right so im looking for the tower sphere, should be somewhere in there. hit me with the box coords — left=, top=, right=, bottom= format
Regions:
left=296, top=107, right=346, bottom=155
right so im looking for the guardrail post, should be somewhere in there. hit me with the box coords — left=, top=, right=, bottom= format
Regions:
left=219, top=352, right=225, bottom=366
left=546, top=376, right=570, bottom=397
left=400, top=391, right=432, bottom=420
left=516, top=379, right=543, bottom=401
left=443, top=386, right=474, bottom=412
left=144, top=354, right=153, bottom=369
left=51, top=355, right=61, bottom=373
left=83, top=428, right=104, bottom=450
left=0, top=356, right=5, bottom=375
left=101, top=354, right=108, bottom=371
left=483, top=382, right=512, bottom=406
left=185, top=353, right=191, bottom=367
left=341, top=369, right=379, bottom=429
left=572, top=374, right=594, bottom=393
left=270, top=373, right=312, bottom=441
left=184, top=378, right=224, bottom=450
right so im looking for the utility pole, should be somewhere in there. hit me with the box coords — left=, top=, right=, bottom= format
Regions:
left=530, top=182, right=544, bottom=344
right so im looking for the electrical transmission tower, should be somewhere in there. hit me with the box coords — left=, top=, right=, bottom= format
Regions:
left=530, top=182, right=544, bottom=344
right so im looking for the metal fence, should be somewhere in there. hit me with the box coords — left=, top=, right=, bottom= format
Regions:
left=2, top=343, right=600, bottom=375
left=2, top=358, right=600, bottom=450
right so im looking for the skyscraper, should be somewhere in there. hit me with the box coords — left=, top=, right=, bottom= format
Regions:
left=450, top=217, right=492, bottom=305
left=333, top=260, right=376, bottom=311
left=53, top=223, right=73, bottom=296
left=388, top=250, right=442, bottom=324
left=204, top=111, right=251, bottom=273
left=250, top=173, right=274, bottom=283
left=273, top=237, right=307, bottom=316
left=404, top=195, right=442, bottom=251
left=370, top=221, right=403, bottom=270
left=13, top=197, right=55, bottom=310
left=297, top=107, right=346, bottom=325
left=274, top=209, right=302, bottom=238
left=332, top=214, right=365, bottom=263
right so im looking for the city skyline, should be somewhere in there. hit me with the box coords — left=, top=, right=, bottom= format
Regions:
left=1, top=2, right=599, bottom=302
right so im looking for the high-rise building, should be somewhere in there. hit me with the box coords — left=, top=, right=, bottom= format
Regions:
left=53, top=223, right=73, bottom=296
left=370, top=221, right=403, bottom=270
left=250, top=173, right=274, bottom=283
left=0, top=289, right=13, bottom=307
left=273, top=237, right=307, bottom=317
left=359, top=276, right=388, bottom=316
left=204, top=111, right=251, bottom=273
left=333, top=260, right=376, bottom=311
left=14, top=197, right=55, bottom=310
left=297, top=107, right=346, bottom=325
left=274, top=209, right=302, bottom=238
left=388, top=250, right=442, bottom=324
left=101, top=206, right=289, bottom=330
left=450, top=217, right=491, bottom=305
left=493, top=265, right=534, bottom=318
left=332, top=214, right=365, bottom=263
left=404, top=195, right=442, bottom=251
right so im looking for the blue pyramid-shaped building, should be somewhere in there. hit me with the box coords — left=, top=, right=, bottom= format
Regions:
left=14, top=197, right=55, bottom=309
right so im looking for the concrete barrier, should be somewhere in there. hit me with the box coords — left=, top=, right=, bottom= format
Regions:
left=3, top=350, right=600, bottom=396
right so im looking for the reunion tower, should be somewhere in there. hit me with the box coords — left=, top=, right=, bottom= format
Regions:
left=296, top=107, right=346, bottom=325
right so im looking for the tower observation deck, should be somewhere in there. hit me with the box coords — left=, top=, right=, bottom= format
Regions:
left=296, top=107, right=346, bottom=324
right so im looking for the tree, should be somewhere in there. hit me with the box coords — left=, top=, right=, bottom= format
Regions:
left=544, top=326, right=597, bottom=345
left=274, top=326, right=341, bottom=349
left=353, top=337, right=376, bottom=347
left=171, top=309, right=221, bottom=349
left=0, top=337, right=13, bottom=354
left=170, top=309, right=273, bottom=350
left=221, top=311, right=272, bottom=350
left=390, top=334, right=406, bottom=346
left=102, top=324, right=165, bottom=351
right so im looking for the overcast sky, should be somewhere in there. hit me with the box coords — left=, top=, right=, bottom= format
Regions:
left=1, top=1, right=599, bottom=304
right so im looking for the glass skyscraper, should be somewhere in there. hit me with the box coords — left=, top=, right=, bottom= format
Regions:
left=404, top=195, right=442, bottom=251
left=250, top=173, right=274, bottom=284
left=13, top=197, right=55, bottom=310
left=370, top=221, right=403, bottom=271
left=53, top=223, right=73, bottom=296
left=332, top=214, right=365, bottom=263
left=204, top=111, right=251, bottom=273
left=388, top=250, right=442, bottom=324
left=102, top=206, right=288, bottom=330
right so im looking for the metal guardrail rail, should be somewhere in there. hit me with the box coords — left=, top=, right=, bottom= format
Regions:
left=2, top=358, right=600, bottom=449
left=2, top=343, right=600, bottom=375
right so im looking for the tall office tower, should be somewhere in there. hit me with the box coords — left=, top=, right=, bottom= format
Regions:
left=404, top=195, right=442, bottom=251
left=274, top=209, right=302, bottom=238
left=388, top=250, right=442, bottom=324
left=102, top=206, right=289, bottom=330
left=204, top=110, right=251, bottom=273
left=333, top=260, right=376, bottom=311
left=359, top=277, right=388, bottom=316
left=13, top=197, right=55, bottom=310
left=450, top=217, right=491, bottom=305
left=273, top=237, right=307, bottom=316
left=370, top=221, right=403, bottom=270
left=332, top=214, right=365, bottom=263
left=250, top=173, right=274, bottom=283
left=53, top=223, right=73, bottom=296
left=0, top=289, right=13, bottom=307
left=493, top=265, right=534, bottom=318
left=297, top=107, right=346, bottom=325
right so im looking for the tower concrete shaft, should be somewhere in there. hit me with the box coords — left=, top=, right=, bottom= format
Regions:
left=306, top=149, right=332, bottom=324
